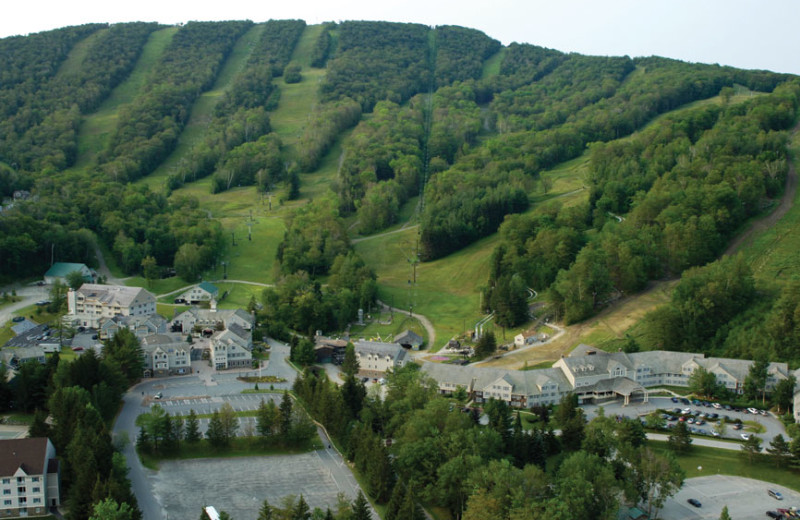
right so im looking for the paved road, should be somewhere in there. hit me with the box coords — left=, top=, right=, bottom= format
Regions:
left=0, top=283, right=50, bottom=327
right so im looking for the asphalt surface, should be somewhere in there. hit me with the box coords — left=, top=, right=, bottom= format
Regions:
left=661, top=475, right=799, bottom=519
left=112, top=339, right=374, bottom=520
left=583, top=396, right=787, bottom=446
left=0, top=283, right=50, bottom=327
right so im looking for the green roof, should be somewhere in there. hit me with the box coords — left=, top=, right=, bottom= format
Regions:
left=45, top=262, right=91, bottom=280
left=198, top=281, right=219, bottom=294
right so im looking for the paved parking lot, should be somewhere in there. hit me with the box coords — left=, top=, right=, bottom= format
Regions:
left=152, top=450, right=355, bottom=519
left=583, top=397, right=787, bottom=444
left=661, top=476, right=799, bottom=519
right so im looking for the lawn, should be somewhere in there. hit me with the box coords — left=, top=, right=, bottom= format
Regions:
left=649, top=440, right=800, bottom=492
left=126, top=276, right=190, bottom=296
left=355, top=227, right=495, bottom=349
left=348, top=313, right=428, bottom=346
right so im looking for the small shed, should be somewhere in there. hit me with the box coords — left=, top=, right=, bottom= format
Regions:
left=394, top=329, right=424, bottom=350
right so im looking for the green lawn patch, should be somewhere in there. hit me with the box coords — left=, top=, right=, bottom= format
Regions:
left=348, top=314, right=428, bottom=345
left=0, top=413, right=35, bottom=425
left=137, top=436, right=321, bottom=470
left=649, top=440, right=800, bottom=492
left=126, top=276, right=189, bottom=296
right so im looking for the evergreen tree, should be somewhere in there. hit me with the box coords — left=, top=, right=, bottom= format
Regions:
left=474, top=331, right=497, bottom=359
left=28, top=409, right=50, bottom=438
left=766, top=434, right=791, bottom=467
left=719, top=505, right=731, bottom=520
left=257, top=499, right=274, bottom=520
left=257, top=399, right=277, bottom=438
left=341, top=343, right=360, bottom=378
left=384, top=480, right=405, bottom=520
left=367, top=443, right=394, bottom=503
left=667, top=421, right=692, bottom=454
left=740, top=435, right=763, bottom=463
left=279, top=391, right=293, bottom=439
left=352, top=490, right=372, bottom=520
left=185, top=409, right=201, bottom=443
left=292, top=495, right=311, bottom=520
left=207, top=411, right=226, bottom=448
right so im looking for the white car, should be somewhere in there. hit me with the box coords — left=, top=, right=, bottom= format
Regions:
left=747, top=407, right=758, bottom=414
left=740, top=433, right=751, bottom=440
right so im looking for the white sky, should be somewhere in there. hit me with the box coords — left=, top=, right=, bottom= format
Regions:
left=3, top=0, right=799, bottom=75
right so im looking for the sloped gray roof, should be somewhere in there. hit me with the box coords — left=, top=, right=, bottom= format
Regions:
left=11, top=319, right=38, bottom=335
left=76, top=283, right=154, bottom=307
left=394, top=329, right=423, bottom=346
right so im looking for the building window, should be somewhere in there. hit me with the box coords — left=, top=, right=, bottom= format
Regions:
left=3, top=489, right=9, bottom=495
left=4, top=500, right=11, bottom=506
left=30, top=477, right=39, bottom=483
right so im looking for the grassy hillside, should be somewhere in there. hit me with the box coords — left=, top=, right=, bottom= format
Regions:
left=56, top=28, right=107, bottom=77
left=72, top=27, right=178, bottom=169
left=137, top=24, right=265, bottom=190
left=269, top=25, right=327, bottom=156
left=743, top=125, right=800, bottom=283
left=357, top=90, right=773, bottom=355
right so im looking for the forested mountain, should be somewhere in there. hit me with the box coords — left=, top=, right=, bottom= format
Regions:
left=0, top=20, right=798, bottom=347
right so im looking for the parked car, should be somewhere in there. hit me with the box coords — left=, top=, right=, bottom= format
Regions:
left=671, top=397, right=679, bottom=403
left=154, top=392, right=163, bottom=400
left=748, top=407, right=759, bottom=414
left=713, top=403, right=722, bottom=409
left=766, top=511, right=782, bottom=519
left=11, top=316, right=25, bottom=322
left=732, top=423, right=743, bottom=430
left=687, top=498, right=702, bottom=508
left=768, top=489, right=783, bottom=500
left=741, top=433, right=752, bottom=440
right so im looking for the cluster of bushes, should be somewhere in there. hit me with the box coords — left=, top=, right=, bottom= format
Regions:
left=0, top=23, right=158, bottom=172
left=434, top=25, right=501, bottom=87
left=485, top=81, right=799, bottom=324
left=319, top=21, right=431, bottom=112
left=295, top=98, right=361, bottom=172
left=420, top=54, right=795, bottom=262
left=309, top=22, right=335, bottom=68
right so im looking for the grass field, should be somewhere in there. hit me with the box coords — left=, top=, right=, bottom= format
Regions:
left=650, top=441, right=800, bottom=492
left=72, top=27, right=177, bottom=170
left=348, top=313, right=428, bottom=345
left=125, top=276, right=190, bottom=296
left=137, top=24, right=265, bottom=190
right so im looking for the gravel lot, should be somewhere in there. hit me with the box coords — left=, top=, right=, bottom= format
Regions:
left=661, top=475, right=799, bottom=519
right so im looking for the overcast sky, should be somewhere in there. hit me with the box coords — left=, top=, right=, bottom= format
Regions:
left=4, top=0, right=799, bottom=75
